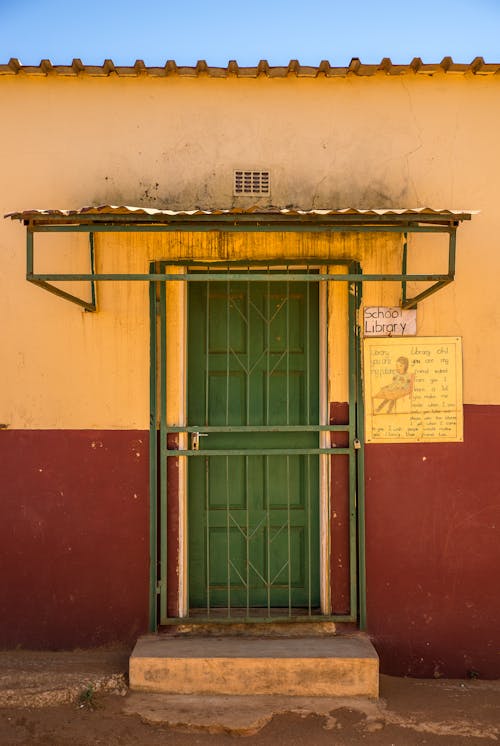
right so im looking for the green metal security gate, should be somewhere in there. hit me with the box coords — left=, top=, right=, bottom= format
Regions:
left=150, top=261, right=365, bottom=627
left=188, top=278, right=320, bottom=613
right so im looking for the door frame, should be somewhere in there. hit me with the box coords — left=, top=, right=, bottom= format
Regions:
left=150, top=260, right=364, bottom=627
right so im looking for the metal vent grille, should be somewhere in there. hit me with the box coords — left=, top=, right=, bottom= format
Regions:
left=233, top=170, right=270, bottom=196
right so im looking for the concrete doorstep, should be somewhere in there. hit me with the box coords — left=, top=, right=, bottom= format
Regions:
left=129, top=633, right=379, bottom=698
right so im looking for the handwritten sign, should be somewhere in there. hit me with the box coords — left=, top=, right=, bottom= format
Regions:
left=364, top=337, right=463, bottom=443
left=364, top=307, right=416, bottom=337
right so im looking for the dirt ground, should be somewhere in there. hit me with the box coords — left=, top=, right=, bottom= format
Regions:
left=0, top=648, right=499, bottom=745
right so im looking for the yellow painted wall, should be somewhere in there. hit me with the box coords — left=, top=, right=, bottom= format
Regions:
left=1, top=72, right=499, bottom=428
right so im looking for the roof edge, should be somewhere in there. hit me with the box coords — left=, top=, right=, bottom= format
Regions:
left=1, top=57, right=499, bottom=79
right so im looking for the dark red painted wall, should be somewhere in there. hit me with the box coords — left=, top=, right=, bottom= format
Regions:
left=1, top=407, right=499, bottom=678
left=365, top=404, right=500, bottom=678
left=0, top=430, right=149, bottom=649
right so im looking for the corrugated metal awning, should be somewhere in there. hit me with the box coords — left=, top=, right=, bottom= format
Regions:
left=9, top=205, right=474, bottom=312
left=6, top=205, right=475, bottom=226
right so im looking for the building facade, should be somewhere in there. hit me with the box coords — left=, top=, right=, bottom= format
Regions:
left=1, top=57, right=499, bottom=678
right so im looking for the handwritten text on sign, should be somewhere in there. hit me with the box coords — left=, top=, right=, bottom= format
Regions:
left=364, top=307, right=416, bottom=337
left=364, top=337, right=463, bottom=443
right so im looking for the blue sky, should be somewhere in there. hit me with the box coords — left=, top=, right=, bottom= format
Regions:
left=0, top=0, right=499, bottom=66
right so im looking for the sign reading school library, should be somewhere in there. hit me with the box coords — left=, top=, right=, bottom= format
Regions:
left=364, top=306, right=416, bottom=337
left=364, top=337, right=463, bottom=443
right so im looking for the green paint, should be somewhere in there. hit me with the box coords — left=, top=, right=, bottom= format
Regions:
left=23, top=218, right=465, bottom=312
left=89, top=232, right=97, bottom=309
left=402, top=233, right=408, bottom=307
left=166, top=448, right=349, bottom=456
left=161, top=614, right=357, bottom=624
left=159, top=280, right=168, bottom=621
left=148, top=267, right=158, bottom=632
left=165, top=425, right=350, bottom=432
left=348, top=277, right=358, bottom=620
left=188, top=280, right=320, bottom=612
left=27, top=272, right=454, bottom=282
left=352, top=267, right=366, bottom=629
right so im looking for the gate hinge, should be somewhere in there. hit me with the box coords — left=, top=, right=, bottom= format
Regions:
left=156, top=583, right=161, bottom=595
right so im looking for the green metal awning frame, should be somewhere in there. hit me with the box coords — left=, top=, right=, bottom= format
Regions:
left=7, top=208, right=473, bottom=311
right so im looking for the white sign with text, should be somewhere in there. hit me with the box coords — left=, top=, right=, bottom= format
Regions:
left=364, top=306, right=417, bottom=337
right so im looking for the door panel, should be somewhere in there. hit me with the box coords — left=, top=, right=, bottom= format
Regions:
left=188, top=279, right=319, bottom=610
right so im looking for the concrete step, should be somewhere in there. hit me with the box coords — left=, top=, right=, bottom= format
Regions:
left=129, top=633, right=379, bottom=698
left=168, top=621, right=338, bottom=637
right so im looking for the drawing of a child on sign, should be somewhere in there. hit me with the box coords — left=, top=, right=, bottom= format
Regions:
left=373, top=356, right=414, bottom=414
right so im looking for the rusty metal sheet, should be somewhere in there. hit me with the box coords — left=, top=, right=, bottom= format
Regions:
left=5, top=206, right=477, bottom=222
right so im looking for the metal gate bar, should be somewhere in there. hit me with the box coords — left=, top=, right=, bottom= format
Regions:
left=150, top=261, right=363, bottom=627
left=348, top=269, right=358, bottom=622
left=148, top=265, right=158, bottom=628
left=354, top=264, right=367, bottom=629
left=159, top=278, right=168, bottom=622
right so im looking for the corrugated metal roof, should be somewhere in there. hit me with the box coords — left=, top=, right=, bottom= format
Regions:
left=0, top=57, right=499, bottom=78
left=5, top=206, right=476, bottom=223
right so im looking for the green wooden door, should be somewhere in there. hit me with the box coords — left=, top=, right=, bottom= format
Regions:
left=188, top=279, right=319, bottom=611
